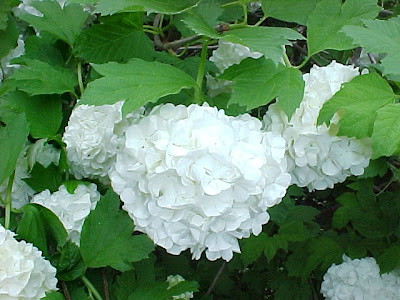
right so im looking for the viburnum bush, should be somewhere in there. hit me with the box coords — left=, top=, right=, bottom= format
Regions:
left=1, top=0, right=400, bottom=299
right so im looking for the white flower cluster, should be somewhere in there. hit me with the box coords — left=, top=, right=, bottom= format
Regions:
left=263, top=61, right=372, bottom=190
left=209, top=40, right=263, bottom=73
left=62, top=101, right=143, bottom=183
left=110, top=103, right=290, bottom=261
left=0, top=141, right=60, bottom=209
left=207, top=40, right=263, bottom=97
left=0, top=35, right=25, bottom=85
left=248, top=2, right=262, bottom=13
left=321, top=255, right=400, bottom=300
left=31, top=183, right=100, bottom=245
left=167, top=275, right=194, bottom=300
left=0, top=224, right=58, bottom=299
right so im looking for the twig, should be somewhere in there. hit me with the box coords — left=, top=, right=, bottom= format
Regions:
left=162, top=35, right=202, bottom=50
left=205, top=261, right=226, bottom=296
left=61, top=281, right=72, bottom=300
left=367, top=53, right=377, bottom=64
left=102, top=269, right=110, bottom=300
left=152, top=14, right=163, bottom=49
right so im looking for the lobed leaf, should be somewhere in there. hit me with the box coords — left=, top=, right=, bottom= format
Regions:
left=306, top=0, right=380, bottom=56
left=318, top=73, right=395, bottom=139
left=220, top=58, right=304, bottom=117
left=18, top=1, right=89, bottom=46
left=260, top=0, right=320, bottom=25
left=74, top=14, right=155, bottom=63
left=95, top=0, right=200, bottom=15
left=9, top=59, right=77, bottom=95
left=80, top=58, right=197, bottom=114
left=343, top=17, right=400, bottom=77
left=80, top=190, right=155, bottom=271
left=222, top=26, right=305, bottom=63
left=0, top=108, right=29, bottom=185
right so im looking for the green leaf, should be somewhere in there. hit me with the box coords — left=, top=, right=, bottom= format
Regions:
left=305, top=237, right=343, bottom=273
left=18, top=1, right=89, bottom=46
left=0, top=12, right=19, bottom=58
left=96, top=0, right=200, bottom=15
left=74, top=14, right=155, bottom=64
left=79, top=58, right=197, bottom=114
left=260, top=0, right=320, bottom=25
left=220, top=58, right=304, bottom=116
left=278, top=221, right=315, bottom=242
left=359, top=158, right=388, bottom=178
left=38, top=204, right=68, bottom=247
left=111, top=271, right=136, bottom=300
left=306, top=0, right=380, bottom=56
left=0, top=0, right=11, bottom=30
left=181, top=0, right=224, bottom=38
left=263, top=235, right=288, bottom=261
left=332, top=207, right=350, bottom=229
left=17, top=204, right=48, bottom=256
left=13, top=34, right=65, bottom=66
left=80, top=190, right=155, bottom=271
left=0, top=109, right=29, bottom=185
left=240, top=233, right=269, bottom=266
left=222, top=26, right=305, bottom=63
left=43, top=292, right=66, bottom=300
left=24, top=163, right=63, bottom=193
left=2, top=91, right=62, bottom=138
left=371, top=104, right=400, bottom=158
left=342, top=17, right=400, bottom=77
left=318, top=73, right=395, bottom=138
left=377, top=245, right=400, bottom=274
left=55, top=241, right=86, bottom=281
left=182, top=12, right=219, bottom=38
left=9, top=59, right=77, bottom=95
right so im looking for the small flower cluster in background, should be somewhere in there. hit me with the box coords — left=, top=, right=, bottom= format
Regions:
left=263, top=61, right=372, bottom=190
left=321, top=255, right=400, bottom=300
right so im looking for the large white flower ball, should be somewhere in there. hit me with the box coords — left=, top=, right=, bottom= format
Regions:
left=31, top=183, right=100, bottom=245
left=263, top=61, right=372, bottom=191
left=62, top=101, right=143, bottom=183
left=0, top=225, right=58, bottom=299
left=110, top=103, right=290, bottom=261
left=321, top=255, right=400, bottom=300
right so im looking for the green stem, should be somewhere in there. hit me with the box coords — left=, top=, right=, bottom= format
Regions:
left=194, top=41, right=209, bottom=104
left=82, top=276, right=104, bottom=300
left=77, top=62, right=84, bottom=96
left=295, top=57, right=310, bottom=69
left=282, top=51, right=292, bottom=67
left=144, top=29, right=161, bottom=35
left=4, top=172, right=15, bottom=229
left=241, top=3, right=248, bottom=25
left=221, top=1, right=240, bottom=8
left=253, top=15, right=268, bottom=27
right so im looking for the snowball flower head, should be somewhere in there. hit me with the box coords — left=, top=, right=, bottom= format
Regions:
left=209, top=40, right=263, bottom=73
left=63, top=101, right=143, bottom=183
left=321, top=255, right=400, bottom=300
left=167, top=275, right=194, bottom=300
left=110, top=103, right=290, bottom=261
left=263, top=61, right=372, bottom=191
left=0, top=225, right=58, bottom=299
left=32, top=183, right=100, bottom=245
